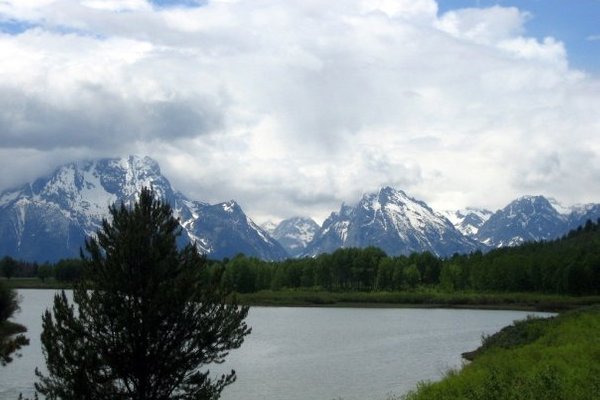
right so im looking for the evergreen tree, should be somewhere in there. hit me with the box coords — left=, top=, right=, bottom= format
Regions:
left=35, top=188, right=251, bottom=400
left=0, top=282, right=29, bottom=365
left=1, top=256, right=18, bottom=280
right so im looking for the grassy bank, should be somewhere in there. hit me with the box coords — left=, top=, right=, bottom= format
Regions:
left=236, top=289, right=600, bottom=311
left=5, top=279, right=600, bottom=312
left=1, top=277, right=71, bottom=290
left=401, top=306, right=600, bottom=400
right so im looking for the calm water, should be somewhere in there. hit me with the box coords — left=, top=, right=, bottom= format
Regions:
left=1, top=290, right=553, bottom=400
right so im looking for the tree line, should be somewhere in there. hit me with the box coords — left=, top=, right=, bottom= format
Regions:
left=3, top=219, right=600, bottom=296
left=218, top=219, right=600, bottom=296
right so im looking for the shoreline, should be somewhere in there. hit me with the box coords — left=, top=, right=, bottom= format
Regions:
left=6, top=279, right=597, bottom=313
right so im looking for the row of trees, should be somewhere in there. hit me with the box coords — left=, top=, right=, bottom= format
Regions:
left=219, top=219, right=600, bottom=296
left=4, top=220, right=600, bottom=296
left=220, top=248, right=442, bottom=293
left=0, top=257, right=84, bottom=282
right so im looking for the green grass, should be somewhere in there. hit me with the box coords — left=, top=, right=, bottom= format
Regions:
left=0, top=277, right=72, bottom=290
left=236, top=289, right=600, bottom=311
left=5, top=280, right=600, bottom=311
left=401, top=306, right=600, bottom=400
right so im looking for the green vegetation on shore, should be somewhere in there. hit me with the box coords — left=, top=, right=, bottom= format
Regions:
left=4, top=220, right=600, bottom=312
left=236, top=289, right=600, bottom=311
left=6, top=279, right=599, bottom=311
left=401, top=306, right=600, bottom=400
left=1, top=277, right=72, bottom=290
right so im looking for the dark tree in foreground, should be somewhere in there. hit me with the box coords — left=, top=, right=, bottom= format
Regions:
left=35, top=188, right=251, bottom=400
left=0, top=282, right=29, bottom=365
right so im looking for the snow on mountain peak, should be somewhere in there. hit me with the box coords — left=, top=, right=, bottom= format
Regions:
left=442, top=208, right=493, bottom=236
left=305, top=186, right=479, bottom=257
left=0, top=156, right=290, bottom=262
left=270, top=217, right=320, bottom=257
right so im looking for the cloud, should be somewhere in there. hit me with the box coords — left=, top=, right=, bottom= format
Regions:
left=0, top=0, right=598, bottom=223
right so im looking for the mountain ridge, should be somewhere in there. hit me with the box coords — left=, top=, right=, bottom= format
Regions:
left=303, top=186, right=482, bottom=257
left=0, top=156, right=288, bottom=262
left=1, top=157, right=599, bottom=261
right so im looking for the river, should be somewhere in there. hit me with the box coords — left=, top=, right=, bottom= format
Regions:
left=1, top=290, right=553, bottom=400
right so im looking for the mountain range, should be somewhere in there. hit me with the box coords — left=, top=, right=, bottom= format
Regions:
left=302, top=187, right=481, bottom=257
left=0, top=156, right=287, bottom=262
left=0, top=156, right=598, bottom=262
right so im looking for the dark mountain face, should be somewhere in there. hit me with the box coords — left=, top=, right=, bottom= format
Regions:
left=568, top=204, right=600, bottom=231
left=1, top=157, right=598, bottom=262
left=269, top=217, right=320, bottom=257
left=184, top=200, right=289, bottom=261
left=476, top=196, right=567, bottom=247
left=304, top=187, right=481, bottom=257
left=0, top=156, right=288, bottom=262
left=442, top=208, right=493, bottom=237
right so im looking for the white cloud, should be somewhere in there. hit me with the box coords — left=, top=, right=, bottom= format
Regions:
left=0, top=0, right=598, bottom=223
left=82, top=0, right=151, bottom=12
left=435, top=5, right=527, bottom=44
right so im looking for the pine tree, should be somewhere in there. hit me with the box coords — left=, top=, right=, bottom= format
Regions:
left=35, top=187, right=250, bottom=400
left=0, top=282, right=29, bottom=366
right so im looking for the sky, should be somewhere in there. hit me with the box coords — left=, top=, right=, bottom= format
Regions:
left=0, top=0, right=599, bottom=224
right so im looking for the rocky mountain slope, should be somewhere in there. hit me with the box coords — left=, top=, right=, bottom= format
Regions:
left=1, top=157, right=598, bottom=261
left=442, top=208, right=493, bottom=237
left=475, top=196, right=600, bottom=247
left=304, top=187, right=481, bottom=257
left=0, top=156, right=288, bottom=262
left=265, top=217, right=320, bottom=257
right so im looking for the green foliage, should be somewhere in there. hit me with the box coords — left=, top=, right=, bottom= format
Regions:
left=235, top=288, right=600, bottom=310
left=1, top=256, right=18, bottom=279
left=37, top=264, right=53, bottom=282
left=401, top=306, right=600, bottom=400
left=219, top=219, right=600, bottom=298
left=35, top=188, right=251, bottom=400
left=404, top=264, right=421, bottom=289
left=53, top=259, right=84, bottom=282
left=462, top=315, right=555, bottom=361
left=0, top=281, right=29, bottom=365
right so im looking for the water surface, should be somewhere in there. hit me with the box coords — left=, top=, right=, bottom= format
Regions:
left=1, top=290, right=552, bottom=400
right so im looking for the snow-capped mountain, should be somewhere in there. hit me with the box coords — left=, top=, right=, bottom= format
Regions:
left=566, top=203, right=600, bottom=231
left=182, top=199, right=289, bottom=261
left=268, top=217, right=320, bottom=257
left=304, top=187, right=481, bottom=257
left=476, top=196, right=567, bottom=247
left=260, top=221, right=278, bottom=236
left=0, top=156, right=288, bottom=262
left=442, top=208, right=493, bottom=237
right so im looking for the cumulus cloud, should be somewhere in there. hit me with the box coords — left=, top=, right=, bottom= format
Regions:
left=0, top=0, right=598, bottom=223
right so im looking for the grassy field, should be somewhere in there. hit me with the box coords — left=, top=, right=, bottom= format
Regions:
left=0, top=277, right=72, bottom=290
left=236, top=289, right=600, bottom=311
left=5, top=279, right=600, bottom=311
left=400, top=306, right=600, bottom=400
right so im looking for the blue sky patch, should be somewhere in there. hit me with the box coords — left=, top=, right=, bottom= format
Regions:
left=0, top=19, right=36, bottom=35
left=437, top=0, right=600, bottom=73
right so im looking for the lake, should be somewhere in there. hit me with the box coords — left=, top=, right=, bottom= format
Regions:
left=1, top=290, right=553, bottom=400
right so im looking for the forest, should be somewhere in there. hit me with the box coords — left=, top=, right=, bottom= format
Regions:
left=3, top=219, right=599, bottom=297
left=217, top=219, right=600, bottom=296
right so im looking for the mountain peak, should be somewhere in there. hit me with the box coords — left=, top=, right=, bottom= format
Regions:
left=270, top=217, right=320, bottom=257
left=477, top=194, right=564, bottom=247
left=0, top=156, right=289, bottom=262
left=305, top=186, right=479, bottom=257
